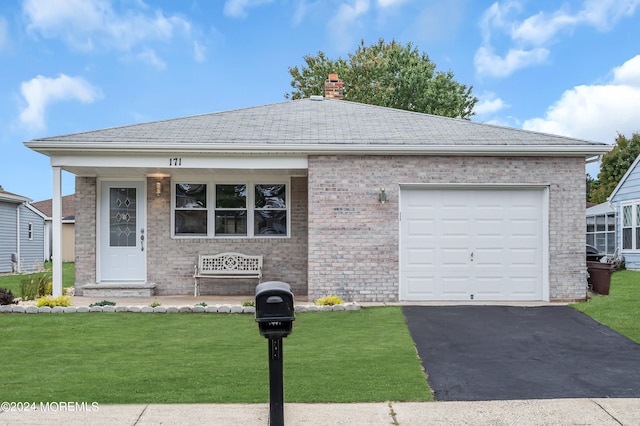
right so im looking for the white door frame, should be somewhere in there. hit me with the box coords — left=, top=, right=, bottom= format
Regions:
left=97, top=179, right=147, bottom=283
left=398, top=183, right=550, bottom=302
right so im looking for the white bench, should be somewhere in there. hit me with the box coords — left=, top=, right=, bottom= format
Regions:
left=193, top=252, right=263, bottom=296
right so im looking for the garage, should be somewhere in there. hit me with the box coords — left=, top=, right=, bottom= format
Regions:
left=400, top=186, right=548, bottom=301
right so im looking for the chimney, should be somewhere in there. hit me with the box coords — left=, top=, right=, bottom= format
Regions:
left=324, top=73, right=344, bottom=100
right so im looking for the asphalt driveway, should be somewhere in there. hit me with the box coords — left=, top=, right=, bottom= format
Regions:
left=403, top=306, right=640, bottom=401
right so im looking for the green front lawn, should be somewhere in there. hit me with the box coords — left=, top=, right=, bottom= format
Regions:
left=0, top=262, right=74, bottom=298
left=0, top=307, right=432, bottom=404
left=571, top=269, right=640, bottom=343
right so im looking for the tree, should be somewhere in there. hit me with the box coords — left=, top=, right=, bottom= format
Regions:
left=590, top=132, right=640, bottom=204
left=286, top=39, right=478, bottom=119
left=586, top=174, right=600, bottom=202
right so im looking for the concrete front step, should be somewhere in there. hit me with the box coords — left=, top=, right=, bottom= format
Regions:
left=81, top=283, right=156, bottom=297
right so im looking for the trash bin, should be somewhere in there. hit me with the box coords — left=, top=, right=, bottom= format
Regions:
left=587, top=261, right=614, bottom=295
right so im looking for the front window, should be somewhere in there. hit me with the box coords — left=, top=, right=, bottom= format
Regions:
left=622, top=202, right=640, bottom=251
left=215, top=184, right=247, bottom=236
left=254, top=184, right=287, bottom=236
left=173, top=181, right=288, bottom=238
left=175, top=184, right=207, bottom=235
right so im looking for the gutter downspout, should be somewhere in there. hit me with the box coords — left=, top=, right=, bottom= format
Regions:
left=607, top=197, right=619, bottom=257
left=15, top=204, right=21, bottom=273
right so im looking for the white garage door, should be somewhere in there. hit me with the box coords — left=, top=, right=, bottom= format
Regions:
left=400, top=187, right=546, bottom=301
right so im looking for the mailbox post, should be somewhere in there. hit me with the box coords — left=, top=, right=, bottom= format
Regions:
left=255, top=281, right=295, bottom=426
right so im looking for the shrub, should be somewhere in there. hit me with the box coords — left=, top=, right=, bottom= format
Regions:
left=149, top=301, right=161, bottom=308
left=0, top=288, right=16, bottom=305
left=35, top=296, right=72, bottom=308
left=315, top=295, right=344, bottom=306
left=89, top=300, right=116, bottom=307
left=194, top=302, right=208, bottom=307
left=20, top=274, right=51, bottom=301
left=241, top=299, right=255, bottom=307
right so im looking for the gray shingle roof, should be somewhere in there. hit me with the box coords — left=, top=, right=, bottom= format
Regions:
left=26, top=98, right=606, bottom=149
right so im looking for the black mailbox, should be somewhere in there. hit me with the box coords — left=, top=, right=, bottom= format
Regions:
left=255, top=281, right=295, bottom=339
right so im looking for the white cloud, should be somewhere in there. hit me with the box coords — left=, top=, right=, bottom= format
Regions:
left=193, top=40, right=206, bottom=63
left=612, top=54, right=640, bottom=86
left=223, top=0, right=274, bottom=18
left=475, top=93, right=508, bottom=115
left=23, top=0, right=197, bottom=65
left=377, top=0, right=410, bottom=7
left=327, top=0, right=370, bottom=51
left=475, top=0, right=640, bottom=78
left=522, top=55, right=640, bottom=143
left=19, top=74, right=102, bottom=131
left=474, top=45, right=548, bottom=78
left=136, top=48, right=166, bottom=70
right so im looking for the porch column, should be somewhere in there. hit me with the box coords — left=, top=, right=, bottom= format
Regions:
left=52, top=167, right=63, bottom=297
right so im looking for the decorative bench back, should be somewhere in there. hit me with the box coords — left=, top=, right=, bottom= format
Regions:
left=198, top=252, right=262, bottom=276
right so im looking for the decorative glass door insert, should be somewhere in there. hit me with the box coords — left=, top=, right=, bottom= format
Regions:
left=110, top=187, right=137, bottom=247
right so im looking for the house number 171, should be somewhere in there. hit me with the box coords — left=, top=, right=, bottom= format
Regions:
left=169, top=157, right=182, bottom=166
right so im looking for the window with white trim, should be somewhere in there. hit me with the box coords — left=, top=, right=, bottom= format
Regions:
left=173, top=181, right=288, bottom=238
left=28, top=223, right=34, bottom=240
left=622, top=201, right=640, bottom=251
left=175, top=184, right=208, bottom=236
left=586, top=213, right=615, bottom=254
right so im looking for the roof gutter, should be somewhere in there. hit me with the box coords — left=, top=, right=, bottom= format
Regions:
left=25, top=142, right=612, bottom=157
left=0, top=193, right=31, bottom=203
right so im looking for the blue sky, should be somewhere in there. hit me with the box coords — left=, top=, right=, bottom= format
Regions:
left=1, top=0, right=640, bottom=201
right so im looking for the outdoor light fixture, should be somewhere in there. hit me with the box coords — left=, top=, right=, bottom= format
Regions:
left=155, top=181, right=162, bottom=197
left=379, top=188, right=387, bottom=204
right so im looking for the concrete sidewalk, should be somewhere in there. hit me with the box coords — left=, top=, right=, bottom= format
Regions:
left=1, top=399, right=639, bottom=425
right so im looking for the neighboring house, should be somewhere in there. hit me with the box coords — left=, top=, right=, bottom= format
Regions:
left=0, top=189, right=46, bottom=273
left=586, top=202, right=616, bottom=255
left=608, top=153, right=640, bottom=269
left=25, top=90, right=610, bottom=302
left=32, top=194, right=76, bottom=262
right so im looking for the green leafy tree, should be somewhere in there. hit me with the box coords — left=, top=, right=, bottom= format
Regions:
left=286, top=39, right=478, bottom=119
left=590, top=132, right=640, bottom=204
left=586, top=174, right=600, bottom=202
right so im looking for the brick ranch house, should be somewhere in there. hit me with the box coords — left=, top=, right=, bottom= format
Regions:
left=25, top=95, right=609, bottom=302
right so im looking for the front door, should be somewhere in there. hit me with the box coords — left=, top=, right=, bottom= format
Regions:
left=99, top=181, right=146, bottom=282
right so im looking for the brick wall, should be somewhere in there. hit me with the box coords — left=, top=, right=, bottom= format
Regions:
left=146, top=177, right=309, bottom=296
left=74, top=176, right=308, bottom=297
left=307, top=155, right=586, bottom=302
left=74, top=176, right=97, bottom=294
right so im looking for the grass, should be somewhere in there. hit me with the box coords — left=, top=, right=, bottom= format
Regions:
left=571, top=269, right=640, bottom=343
left=0, top=307, right=432, bottom=404
left=0, top=262, right=74, bottom=297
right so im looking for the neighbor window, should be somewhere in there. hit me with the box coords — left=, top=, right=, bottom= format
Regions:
left=173, top=181, right=288, bottom=238
left=622, top=201, right=640, bottom=251
left=28, top=223, right=33, bottom=240
left=586, top=212, right=615, bottom=254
